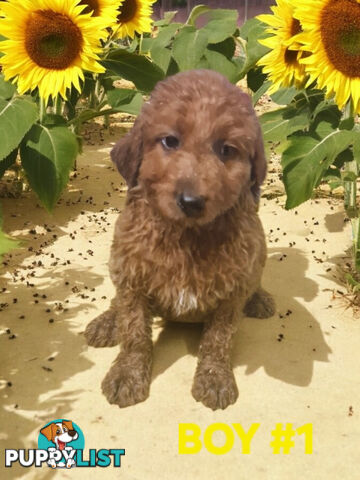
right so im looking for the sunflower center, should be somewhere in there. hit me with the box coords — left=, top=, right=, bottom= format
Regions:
left=290, top=18, right=302, bottom=36
left=78, top=0, right=100, bottom=17
left=117, top=0, right=138, bottom=23
left=320, top=0, right=360, bottom=77
left=25, top=10, right=83, bottom=70
left=284, top=48, right=298, bottom=65
left=340, top=29, right=360, bottom=55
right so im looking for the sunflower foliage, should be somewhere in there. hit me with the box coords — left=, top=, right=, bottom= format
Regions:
left=246, top=0, right=360, bottom=273
left=0, top=1, right=249, bottom=260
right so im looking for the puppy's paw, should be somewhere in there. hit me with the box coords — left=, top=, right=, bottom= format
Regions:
left=101, top=356, right=151, bottom=407
left=192, top=363, right=238, bottom=410
left=84, top=310, right=119, bottom=348
left=243, top=288, right=276, bottom=319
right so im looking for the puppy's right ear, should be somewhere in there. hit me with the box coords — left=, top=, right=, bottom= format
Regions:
left=111, top=116, right=143, bottom=188
left=40, top=423, right=55, bottom=441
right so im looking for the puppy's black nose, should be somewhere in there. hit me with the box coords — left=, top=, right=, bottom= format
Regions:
left=68, top=430, right=77, bottom=437
left=177, top=192, right=205, bottom=217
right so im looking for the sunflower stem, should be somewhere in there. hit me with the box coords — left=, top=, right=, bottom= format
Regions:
left=343, top=100, right=360, bottom=271
left=94, top=75, right=102, bottom=107
left=67, top=108, right=117, bottom=126
left=55, top=96, right=63, bottom=116
left=39, top=98, right=46, bottom=124
left=343, top=100, right=357, bottom=217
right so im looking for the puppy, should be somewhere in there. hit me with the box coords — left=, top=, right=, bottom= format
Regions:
left=85, top=69, right=275, bottom=410
left=40, top=420, right=78, bottom=468
left=40, top=420, right=78, bottom=450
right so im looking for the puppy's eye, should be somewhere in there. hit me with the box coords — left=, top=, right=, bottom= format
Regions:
left=63, top=427, right=67, bottom=432
left=161, top=135, right=179, bottom=150
left=213, top=140, right=238, bottom=161
left=56, top=429, right=61, bottom=434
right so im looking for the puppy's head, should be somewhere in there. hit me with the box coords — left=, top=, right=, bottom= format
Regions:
left=111, top=69, right=266, bottom=226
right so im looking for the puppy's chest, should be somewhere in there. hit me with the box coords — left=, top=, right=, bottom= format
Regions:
left=113, top=208, right=265, bottom=316
left=139, top=232, right=260, bottom=315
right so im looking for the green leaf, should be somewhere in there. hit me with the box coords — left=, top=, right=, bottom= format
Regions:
left=247, top=68, right=267, bottom=93
left=271, top=87, right=298, bottom=105
left=252, top=81, right=271, bottom=105
left=282, top=129, right=356, bottom=209
left=127, top=35, right=139, bottom=53
left=0, top=96, right=38, bottom=162
left=100, top=75, right=122, bottom=91
left=107, top=89, right=143, bottom=116
left=102, top=49, right=164, bottom=93
left=0, top=229, right=19, bottom=260
left=200, top=9, right=238, bottom=44
left=20, top=125, right=78, bottom=211
left=0, top=74, right=16, bottom=100
left=207, top=37, right=236, bottom=59
left=345, top=273, right=360, bottom=292
left=310, top=100, right=341, bottom=134
left=186, top=5, right=212, bottom=26
left=151, top=47, right=172, bottom=73
left=139, top=37, right=153, bottom=54
left=166, top=57, right=180, bottom=76
left=154, top=11, right=178, bottom=27
left=260, top=108, right=310, bottom=144
left=353, top=124, right=360, bottom=164
left=151, top=23, right=182, bottom=49
left=340, top=117, right=355, bottom=131
left=0, top=148, right=18, bottom=179
left=204, top=49, right=237, bottom=82
left=239, top=18, right=270, bottom=74
left=82, top=73, right=96, bottom=97
left=172, top=26, right=208, bottom=71
left=150, top=23, right=181, bottom=72
left=42, top=114, right=68, bottom=127
left=0, top=207, right=20, bottom=261
left=335, top=148, right=354, bottom=168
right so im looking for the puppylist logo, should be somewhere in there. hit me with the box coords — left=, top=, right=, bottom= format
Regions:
left=5, top=419, right=125, bottom=469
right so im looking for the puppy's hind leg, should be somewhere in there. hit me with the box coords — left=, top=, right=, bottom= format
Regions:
left=243, top=287, right=275, bottom=319
left=84, top=298, right=119, bottom=348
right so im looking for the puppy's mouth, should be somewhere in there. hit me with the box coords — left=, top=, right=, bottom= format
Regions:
left=176, top=192, right=206, bottom=219
left=57, top=440, right=66, bottom=450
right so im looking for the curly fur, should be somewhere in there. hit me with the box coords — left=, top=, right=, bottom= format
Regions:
left=85, top=69, right=275, bottom=410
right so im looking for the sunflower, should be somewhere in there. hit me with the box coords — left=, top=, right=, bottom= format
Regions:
left=257, top=0, right=308, bottom=94
left=114, top=0, right=155, bottom=39
left=0, top=0, right=111, bottom=102
left=295, top=0, right=360, bottom=113
left=78, top=0, right=119, bottom=26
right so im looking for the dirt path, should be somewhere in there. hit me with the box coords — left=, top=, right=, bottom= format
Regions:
left=1, top=124, right=359, bottom=479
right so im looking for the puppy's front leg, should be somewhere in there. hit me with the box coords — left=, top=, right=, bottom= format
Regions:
left=192, top=302, right=239, bottom=410
left=102, top=292, right=152, bottom=408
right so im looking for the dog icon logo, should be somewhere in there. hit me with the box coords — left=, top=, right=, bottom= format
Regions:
left=38, top=419, right=84, bottom=469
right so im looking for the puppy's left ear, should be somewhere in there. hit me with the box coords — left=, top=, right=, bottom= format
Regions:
left=111, top=116, right=143, bottom=188
left=250, top=122, right=267, bottom=202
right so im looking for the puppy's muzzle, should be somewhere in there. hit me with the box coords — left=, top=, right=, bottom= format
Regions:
left=176, top=192, right=205, bottom=218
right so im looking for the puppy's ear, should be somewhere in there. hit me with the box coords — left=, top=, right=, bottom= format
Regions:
left=250, top=122, right=267, bottom=202
left=111, top=116, right=143, bottom=188
left=63, top=420, right=74, bottom=431
left=40, top=423, right=55, bottom=441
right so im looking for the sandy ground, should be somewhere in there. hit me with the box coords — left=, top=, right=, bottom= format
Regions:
left=1, top=124, right=360, bottom=480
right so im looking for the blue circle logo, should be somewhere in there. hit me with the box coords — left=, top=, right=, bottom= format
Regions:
left=38, top=419, right=85, bottom=468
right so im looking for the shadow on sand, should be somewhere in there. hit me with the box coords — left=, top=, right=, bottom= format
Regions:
left=151, top=247, right=331, bottom=387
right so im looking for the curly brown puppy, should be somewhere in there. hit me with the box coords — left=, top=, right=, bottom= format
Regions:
left=85, top=69, right=275, bottom=410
